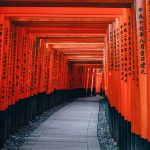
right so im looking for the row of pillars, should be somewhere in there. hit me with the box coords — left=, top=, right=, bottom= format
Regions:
left=104, top=94, right=150, bottom=150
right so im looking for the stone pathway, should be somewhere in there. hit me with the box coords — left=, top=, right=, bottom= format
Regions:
left=20, top=96, right=100, bottom=150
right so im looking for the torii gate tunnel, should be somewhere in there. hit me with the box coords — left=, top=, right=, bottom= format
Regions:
left=0, top=0, right=150, bottom=149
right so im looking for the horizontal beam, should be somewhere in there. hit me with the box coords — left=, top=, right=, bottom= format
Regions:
left=14, top=22, right=109, bottom=28
left=5, top=14, right=121, bottom=18
left=0, top=1, right=133, bottom=7
left=51, top=44, right=104, bottom=49
left=0, top=7, right=123, bottom=14
left=10, top=16, right=116, bottom=22
left=63, top=52, right=103, bottom=55
left=70, top=62, right=102, bottom=65
left=68, top=57, right=103, bottom=59
left=72, top=63, right=102, bottom=66
left=67, top=58, right=103, bottom=61
left=27, top=28, right=107, bottom=34
left=68, top=59, right=102, bottom=62
left=36, top=34, right=106, bottom=37
left=68, top=56, right=103, bottom=59
left=41, top=37, right=104, bottom=43
left=60, top=49, right=104, bottom=52
left=66, top=55, right=103, bottom=57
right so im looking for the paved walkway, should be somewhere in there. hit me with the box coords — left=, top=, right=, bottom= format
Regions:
left=21, top=96, right=100, bottom=150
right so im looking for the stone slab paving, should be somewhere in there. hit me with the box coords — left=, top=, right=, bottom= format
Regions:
left=20, top=96, right=100, bottom=150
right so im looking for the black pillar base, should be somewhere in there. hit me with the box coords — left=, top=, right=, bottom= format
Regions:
left=86, top=88, right=91, bottom=96
left=105, top=95, right=150, bottom=150
left=0, top=110, right=8, bottom=149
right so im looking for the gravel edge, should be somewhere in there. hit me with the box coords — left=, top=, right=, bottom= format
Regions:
left=97, top=99, right=118, bottom=150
